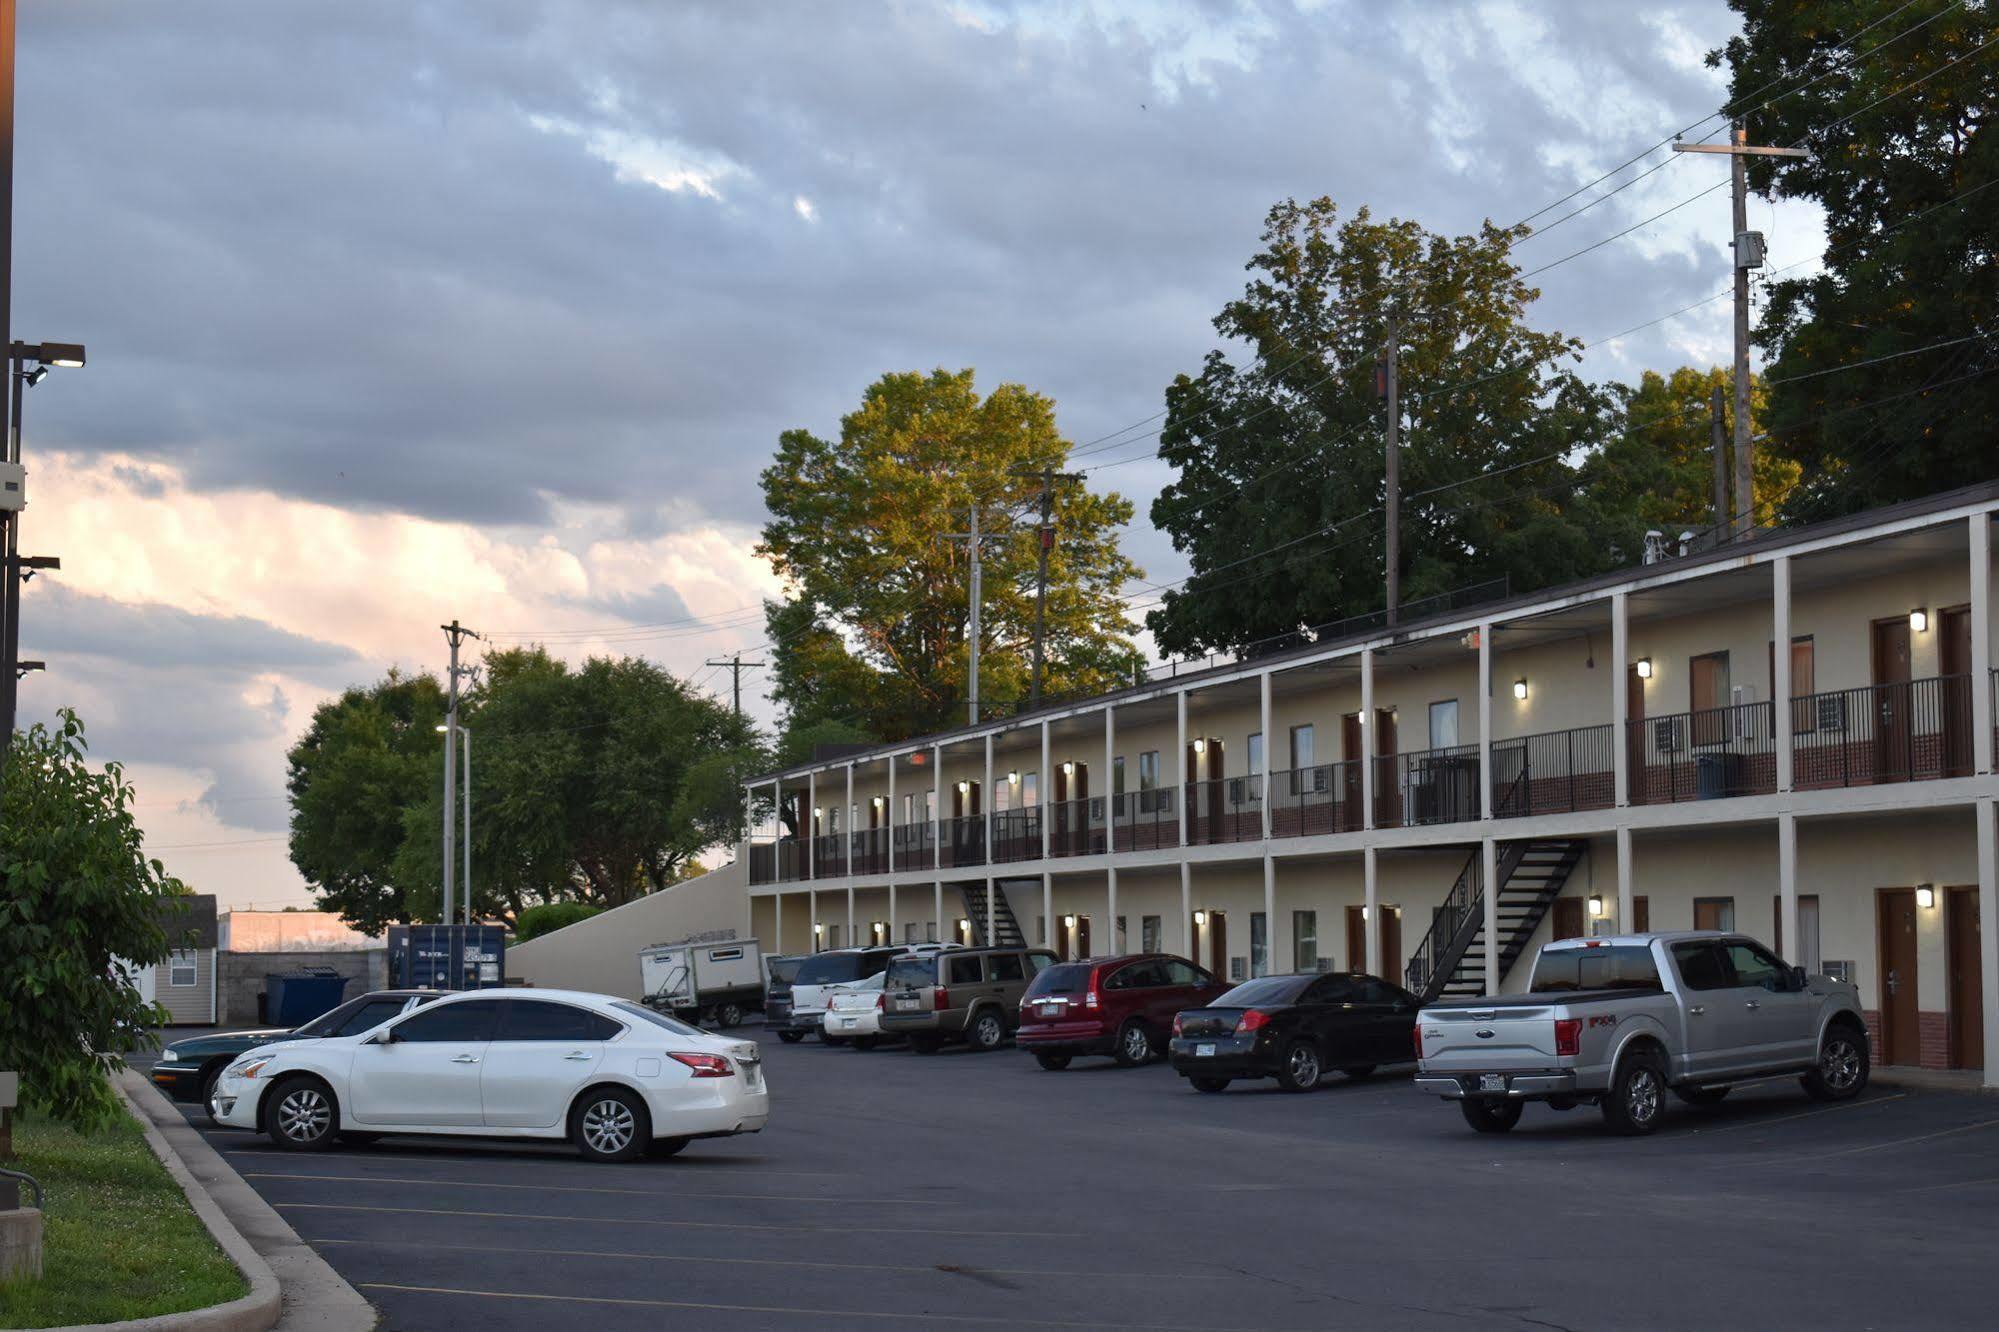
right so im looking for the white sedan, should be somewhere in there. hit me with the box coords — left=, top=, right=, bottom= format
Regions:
left=822, top=974, right=889, bottom=1049
left=211, top=988, right=769, bottom=1162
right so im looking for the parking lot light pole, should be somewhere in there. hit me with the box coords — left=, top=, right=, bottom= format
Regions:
left=435, top=723, right=471, bottom=924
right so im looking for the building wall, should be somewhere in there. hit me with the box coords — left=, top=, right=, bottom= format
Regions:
left=154, top=948, right=216, bottom=1025
left=507, top=862, right=750, bottom=1000
left=220, top=911, right=381, bottom=953
left=217, top=949, right=389, bottom=1027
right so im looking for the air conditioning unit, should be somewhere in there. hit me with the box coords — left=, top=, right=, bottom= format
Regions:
left=1816, top=694, right=1847, bottom=731
left=1309, top=767, right=1331, bottom=794
left=1731, top=685, right=1758, bottom=739
left=1229, top=956, right=1247, bottom=981
left=1653, top=717, right=1682, bottom=753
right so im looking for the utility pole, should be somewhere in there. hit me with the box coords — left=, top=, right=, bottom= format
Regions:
left=1377, top=313, right=1400, bottom=624
left=0, top=0, right=16, bottom=791
left=1710, top=382, right=1729, bottom=537
left=439, top=619, right=479, bottom=927
left=704, top=652, right=766, bottom=717
left=1674, top=124, right=1808, bottom=541
left=941, top=507, right=1005, bottom=725
left=1009, top=466, right=1081, bottom=710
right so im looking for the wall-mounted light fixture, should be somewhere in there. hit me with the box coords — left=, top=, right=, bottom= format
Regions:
left=1513, top=678, right=1529, bottom=701
left=1061, top=761, right=1075, bottom=776
left=1192, top=909, right=1208, bottom=926
left=1005, top=770, right=1020, bottom=785
left=813, top=806, right=823, bottom=818
left=1916, top=883, right=1936, bottom=909
left=1909, top=607, right=1929, bottom=633
left=959, top=917, right=972, bottom=932
left=871, top=795, right=884, bottom=808
left=1063, top=913, right=1077, bottom=928
left=1588, top=894, right=1605, bottom=917
left=1635, top=658, right=1653, bottom=680
left=957, top=780, right=971, bottom=794
left=1192, top=738, right=1207, bottom=754
left=1360, top=904, right=1370, bottom=921
left=813, top=922, right=824, bottom=935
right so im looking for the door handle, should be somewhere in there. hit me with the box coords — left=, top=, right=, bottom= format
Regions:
left=450, top=1054, right=480, bottom=1064
left=1886, top=970, right=1899, bottom=995
left=1688, top=1006, right=1706, bottom=1016
left=563, top=1051, right=592, bottom=1061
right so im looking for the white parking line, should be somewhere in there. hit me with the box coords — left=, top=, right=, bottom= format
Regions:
left=1684, top=1092, right=1906, bottom=1137
left=281, top=1201, right=1074, bottom=1238
left=359, top=1282, right=1284, bottom=1329
left=1811, top=1117, right=1999, bottom=1160
left=218, top=1145, right=856, bottom=1177
left=246, top=1171, right=954, bottom=1205
left=313, top=1236, right=1212, bottom=1281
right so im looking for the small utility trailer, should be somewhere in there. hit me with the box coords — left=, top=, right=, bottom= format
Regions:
left=639, top=935, right=765, bottom=1027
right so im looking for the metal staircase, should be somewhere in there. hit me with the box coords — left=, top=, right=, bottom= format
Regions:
left=959, top=881, right=1027, bottom=947
left=1404, top=839, right=1588, bottom=1002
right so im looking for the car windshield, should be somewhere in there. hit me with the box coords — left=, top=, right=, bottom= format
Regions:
left=1024, top=963, right=1095, bottom=998
left=885, top=957, right=934, bottom=990
left=1529, top=945, right=1662, bottom=993
left=793, top=954, right=868, bottom=986
left=767, top=957, right=803, bottom=987
left=291, top=996, right=369, bottom=1038
left=610, top=1000, right=705, bottom=1036
left=1212, top=975, right=1312, bottom=1007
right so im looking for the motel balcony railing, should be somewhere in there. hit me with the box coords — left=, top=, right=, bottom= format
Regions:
left=811, top=833, right=848, bottom=879
left=1111, top=789, right=1181, bottom=852
left=989, top=808, right=1043, bottom=864
left=1628, top=700, right=1776, bottom=805
left=848, top=827, right=889, bottom=877
left=892, top=822, right=937, bottom=872
left=1047, top=797, right=1108, bottom=858
left=1492, top=724, right=1616, bottom=819
left=1183, top=776, right=1262, bottom=845
left=1376, top=742, right=1482, bottom=829
left=1791, top=674, right=1974, bottom=789
left=1268, top=762, right=1360, bottom=837
left=938, top=814, right=987, bottom=869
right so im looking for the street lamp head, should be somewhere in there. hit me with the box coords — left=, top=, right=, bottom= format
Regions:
left=21, top=366, right=45, bottom=387
left=14, top=341, right=85, bottom=370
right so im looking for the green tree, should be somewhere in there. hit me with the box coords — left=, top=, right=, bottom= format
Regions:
left=0, top=712, right=184, bottom=1130
left=513, top=901, right=600, bottom=942
left=1146, top=199, right=1618, bottom=656
left=1583, top=366, right=1795, bottom=538
left=1713, top=1, right=1999, bottom=519
left=759, top=368, right=1143, bottom=740
left=286, top=670, right=446, bottom=935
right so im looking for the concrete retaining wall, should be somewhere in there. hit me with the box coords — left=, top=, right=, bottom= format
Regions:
left=216, top=949, right=388, bottom=1027
left=508, top=862, right=751, bottom=1000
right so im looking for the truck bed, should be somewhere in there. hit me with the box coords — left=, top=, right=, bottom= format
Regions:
left=1423, top=986, right=1663, bottom=1010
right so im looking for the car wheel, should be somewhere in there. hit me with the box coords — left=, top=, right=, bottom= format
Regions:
left=1674, top=1085, right=1731, bottom=1106
left=1112, top=1019, right=1154, bottom=1068
left=715, top=1003, right=744, bottom=1028
left=1189, top=1076, right=1231, bottom=1094
left=200, top=1065, right=228, bottom=1128
left=1801, top=1022, right=1870, bottom=1102
left=1275, top=1040, right=1323, bottom=1092
left=777, top=1030, right=805, bottom=1044
left=852, top=1036, right=880, bottom=1052
left=968, top=1009, right=1007, bottom=1052
left=264, top=1076, right=339, bottom=1151
left=648, top=1135, right=691, bottom=1159
left=337, top=1131, right=382, bottom=1146
left=1340, top=1064, right=1377, bottom=1080
left=1459, top=1096, right=1523, bottom=1134
left=1601, top=1050, right=1667, bottom=1136
left=1034, top=1053, right=1071, bottom=1072
left=571, top=1087, right=650, bottom=1163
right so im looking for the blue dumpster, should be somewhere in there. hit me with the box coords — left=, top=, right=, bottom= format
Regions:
left=264, top=968, right=350, bottom=1027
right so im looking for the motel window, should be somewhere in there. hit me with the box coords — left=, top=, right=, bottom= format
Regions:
left=1113, top=756, right=1125, bottom=795
left=1693, top=897, right=1735, bottom=933
left=169, top=950, right=198, bottom=988
left=1771, top=636, right=1816, bottom=732
left=1429, top=700, right=1459, bottom=749
left=1250, top=912, right=1268, bottom=978
left=1138, top=750, right=1161, bottom=812
left=1142, top=915, right=1162, bottom=953
left=1293, top=910, right=1319, bottom=972
left=1289, top=724, right=1315, bottom=772
left=1022, top=772, right=1038, bottom=808
left=1247, top=732, right=1264, bottom=775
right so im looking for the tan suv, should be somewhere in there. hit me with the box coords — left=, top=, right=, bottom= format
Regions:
left=881, top=946, right=1057, bottom=1053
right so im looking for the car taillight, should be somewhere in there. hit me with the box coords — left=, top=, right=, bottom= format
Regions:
left=1171, top=1014, right=1184, bottom=1036
left=668, top=1052, right=733, bottom=1078
left=1084, top=984, right=1099, bottom=1010
left=1236, top=1009, right=1270, bottom=1034
left=1554, top=1018, right=1581, bottom=1058
left=1413, top=1025, right=1424, bottom=1060
left=873, top=992, right=884, bottom=1010
left=934, top=986, right=948, bottom=1010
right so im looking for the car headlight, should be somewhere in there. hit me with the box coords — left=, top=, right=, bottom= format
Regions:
left=227, top=1057, right=272, bottom=1079
left=159, top=1049, right=180, bottom=1063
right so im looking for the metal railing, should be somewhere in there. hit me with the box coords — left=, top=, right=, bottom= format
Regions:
left=939, top=814, right=987, bottom=868
left=811, top=833, right=847, bottom=879
left=748, top=841, right=776, bottom=885
left=1404, top=845, right=1486, bottom=1000
left=892, top=822, right=936, bottom=871
left=1628, top=701, right=1775, bottom=804
left=1378, top=743, right=1481, bottom=828
left=1492, top=724, right=1615, bottom=818
left=1792, top=674, right=1972, bottom=789
left=849, top=827, right=888, bottom=877
left=1184, top=776, right=1261, bottom=845
left=990, top=809, right=1043, bottom=864
left=1047, top=797, right=1107, bottom=858
left=1111, top=789, right=1180, bottom=851
left=1268, top=763, right=1356, bottom=837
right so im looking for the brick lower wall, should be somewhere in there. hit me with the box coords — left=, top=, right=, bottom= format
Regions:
left=1860, top=1008, right=1954, bottom=1070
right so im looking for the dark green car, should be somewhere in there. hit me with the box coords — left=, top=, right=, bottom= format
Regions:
left=149, top=989, right=440, bottom=1124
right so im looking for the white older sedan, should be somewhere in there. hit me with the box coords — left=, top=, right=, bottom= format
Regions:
left=821, top=973, right=890, bottom=1049
left=211, top=988, right=768, bottom=1162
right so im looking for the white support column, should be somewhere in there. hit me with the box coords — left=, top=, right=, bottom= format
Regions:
left=1361, top=648, right=1377, bottom=831
left=1363, top=846, right=1380, bottom=976
left=1040, top=720, right=1052, bottom=861
left=888, top=882, right=897, bottom=946
left=1616, top=826, right=1634, bottom=928
left=983, top=733, right=995, bottom=853
left=1778, top=813, right=1798, bottom=970
left=1973, top=515, right=1993, bottom=775
left=773, top=889, right=783, bottom=955
left=1259, top=671, right=1274, bottom=839
left=1978, top=799, right=1999, bottom=1085
left=984, top=874, right=996, bottom=945
left=887, top=756, right=897, bottom=873
left=845, top=763, right=855, bottom=873
left=1180, top=861, right=1193, bottom=956
left=1612, top=592, right=1630, bottom=808
left=1478, top=622, right=1494, bottom=819
left=1043, top=872, right=1054, bottom=948
left=809, top=888, right=818, bottom=952
left=1108, top=867, right=1119, bottom=954
left=1261, top=854, right=1276, bottom=978
left=1176, top=691, right=1189, bottom=849
left=845, top=885, right=855, bottom=944
left=806, top=773, right=816, bottom=881
left=1481, top=837, right=1499, bottom=996
left=1774, top=557, right=1794, bottom=793
left=1104, top=703, right=1116, bottom=854
left=931, top=744, right=943, bottom=873
left=933, top=880, right=944, bottom=944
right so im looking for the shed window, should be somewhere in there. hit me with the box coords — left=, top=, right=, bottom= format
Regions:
left=169, top=950, right=198, bottom=988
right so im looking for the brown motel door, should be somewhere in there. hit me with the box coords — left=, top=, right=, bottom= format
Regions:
left=1552, top=897, right=1585, bottom=942
left=1876, top=888, right=1920, bottom=1066
left=1941, top=606, right=1973, bottom=778
left=1947, top=886, right=1983, bottom=1070
left=1341, top=714, right=1364, bottom=831
left=1871, top=617, right=1913, bottom=781
left=1208, top=911, right=1228, bottom=978
left=1626, top=663, right=1647, bottom=803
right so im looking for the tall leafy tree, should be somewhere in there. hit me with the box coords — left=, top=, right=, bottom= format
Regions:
left=1582, top=366, right=1794, bottom=538
left=759, top=368, right=1143, bottom=739
left=1, top=712, right=184, bottom=1129
left=1147, top=199, right=1617, bottom=656
left=287, top=670, right=445, bottom=936
left=1714, top=1, right=1999, bottom=519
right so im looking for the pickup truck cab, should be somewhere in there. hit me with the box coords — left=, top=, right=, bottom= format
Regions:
left=1414, top=931, right=1869, bottom=1136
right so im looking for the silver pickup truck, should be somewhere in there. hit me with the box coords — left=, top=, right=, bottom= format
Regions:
left=1413, top=931, right=1869, bottom=1136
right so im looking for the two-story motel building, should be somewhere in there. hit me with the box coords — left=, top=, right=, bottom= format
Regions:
left=743, top=483, right=1999, bottom=1085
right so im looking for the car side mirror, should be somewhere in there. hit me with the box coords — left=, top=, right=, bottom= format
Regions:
left=1790, top=966, right=1809, bottom=991
left=367, top=1028, right=396, bottom=1045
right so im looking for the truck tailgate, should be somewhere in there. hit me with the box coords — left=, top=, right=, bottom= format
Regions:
left=1419, top=1004, right=1559, bottom=1069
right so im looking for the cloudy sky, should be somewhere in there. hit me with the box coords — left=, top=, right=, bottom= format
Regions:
left=12, top=0, right=1823, bottom=909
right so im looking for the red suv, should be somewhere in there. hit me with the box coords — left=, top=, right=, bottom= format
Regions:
left=1015, top=953, right=1229, bottom=1070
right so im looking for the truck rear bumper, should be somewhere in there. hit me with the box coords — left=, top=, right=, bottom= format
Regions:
left=1415, top=1071, right=1578, bottom=1100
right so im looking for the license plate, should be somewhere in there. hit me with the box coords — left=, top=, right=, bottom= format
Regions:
left=837, top=1018, right=856, bottom=1029
left=1038, top=1003, right=1062, bottom=1017
left=896, top=998, right=919, bottom=1011
left=1479, top=1073, right=1506, bottom=1093
left=745, top=1065, right=762, bottom=1090
left=1195, top=1042, right=1217, bottom=1058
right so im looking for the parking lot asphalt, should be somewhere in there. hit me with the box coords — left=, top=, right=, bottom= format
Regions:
left=135, top=1033, right=1999, bottom=1331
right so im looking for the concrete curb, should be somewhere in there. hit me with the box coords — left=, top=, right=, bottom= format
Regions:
left=67, top=1071, right=376, bottom=1332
